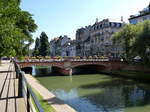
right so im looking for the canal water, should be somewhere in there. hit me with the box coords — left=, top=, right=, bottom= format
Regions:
left=32, top=66, right=150, bottom=112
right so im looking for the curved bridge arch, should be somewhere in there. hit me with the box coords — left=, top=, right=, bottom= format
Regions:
left=71, top=64, right=107, bottom=74
left=71, top=61, right=109, bottom=68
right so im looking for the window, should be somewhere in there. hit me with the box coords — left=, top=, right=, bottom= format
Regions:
left=100, top=24, right=102, bottom=28
left=114, top=23, right=117, bottom=27
left=111, top=23, right=113, bottom=27
left=130, top=19, right=137, bottom=24
left=109, top=23, right=111, bottom=27
left=119, top=23, right=122, bottom=27
left=97, top=26, right=99, bottom=29
left=143, top=17, right=147, bottom=21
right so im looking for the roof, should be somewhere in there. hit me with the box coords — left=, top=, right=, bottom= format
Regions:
left=93, top=18, right=124, bottom=26
left=129, top=4, right=150, bottom=20
left=129, top=11, right=150, bottom=20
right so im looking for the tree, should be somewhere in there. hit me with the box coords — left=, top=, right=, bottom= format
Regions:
left=112, top=24, right=140, bottom=61
left=2, top=0, right=20, bottom=6
left=133, top=21, right=150, bottom=64
left=0, top=1, right=37, bottom=59
left=39, top=32, right=50, bottom=56
left=112, top=20, right=150, bottom=64
left=33, top=38, right=40, bottom=56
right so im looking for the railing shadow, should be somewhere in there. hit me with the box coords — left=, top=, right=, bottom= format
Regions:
left=0, top=71, right=13, bottom=73
left=0, top=63, right=18, bottom=112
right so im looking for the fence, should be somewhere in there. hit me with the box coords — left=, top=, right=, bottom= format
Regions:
left=14, top=61, right=44, bottom=112
left=16, top=58, right=112, bottom=62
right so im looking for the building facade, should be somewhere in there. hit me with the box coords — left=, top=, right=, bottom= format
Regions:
left=62, top=40, right=76, bottom=57
left=76, top=26, right=91, bottom=57
left=76, top=19, right=124, bottom=57
left=49, top=38, right=58, bottom=56
left=129, top=4, right=150, bottom=24
left=50, top=35, right=76, bottom=57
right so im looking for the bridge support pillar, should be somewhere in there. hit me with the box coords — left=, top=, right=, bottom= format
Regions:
left=61, top=68, right=72, bottom=75
left=51, top=67, right=72, bottom=75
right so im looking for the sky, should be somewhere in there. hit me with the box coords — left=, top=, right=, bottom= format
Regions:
left=21, top=0, right=150, bottom=43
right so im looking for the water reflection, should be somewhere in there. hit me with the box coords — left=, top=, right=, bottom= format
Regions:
left=32, top=66, right=51, bottom=77
left=52, top=88, right=104, bottom=112
left=34, top=67, right=150, bottom=112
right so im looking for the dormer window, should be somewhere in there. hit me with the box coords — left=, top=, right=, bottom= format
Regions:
left=97, top=26, right=99, bottom=29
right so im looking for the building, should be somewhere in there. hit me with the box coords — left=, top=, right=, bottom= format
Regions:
left=90, top=19, right=124, bottom=57
left=50, top=35, right=77, bottom=57
left=49, top=38, right=58, bottom=56
left=76, top=19, right=124, bottom=57
left=50, top=35, right=71, bottom=56
left=62, top=40, right=76, bottom=57
left=76, top=26, right=91, bottom=57
left=129, top=4, right=150, bottom=24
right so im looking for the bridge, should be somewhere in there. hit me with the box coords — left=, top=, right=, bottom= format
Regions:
left=16, top=59, right=124, bottom=75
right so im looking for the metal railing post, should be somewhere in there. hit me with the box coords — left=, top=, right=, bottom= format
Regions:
left=27, top=88, right=30, bottom=112
left=16, top=66, right=19, bottom=78
left=18, top=72, right=23, bottom=98
left=14, top=62, right=18, bottom=78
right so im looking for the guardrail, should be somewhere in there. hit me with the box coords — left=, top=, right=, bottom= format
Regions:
left=71, top=59, right=109, bottom=61
left=15, top=58, right=120, bottom=62
left=14, top=61, right=44, bottom=112
left=15, top=58, right=123, bottom=63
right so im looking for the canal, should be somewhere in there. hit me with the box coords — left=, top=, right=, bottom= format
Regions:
left=32, top=66, right=150, bottom=112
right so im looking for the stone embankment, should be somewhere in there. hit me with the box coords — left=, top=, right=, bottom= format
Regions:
left=24, top=73, right=76, bottom=112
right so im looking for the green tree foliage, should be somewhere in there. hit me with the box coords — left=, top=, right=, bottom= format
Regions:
left=133, top=21, right=150, bottom=64
left=33, top=38, right=40, bottom=56
left=2, top=0, right=20, bottom=6
left=39, top=32, right=50, bottom=56
left=112, top=20, right=150, bottom=64
left=112, top=24, right=140, bottom=60
left=0, top=1, right=37, bottom=58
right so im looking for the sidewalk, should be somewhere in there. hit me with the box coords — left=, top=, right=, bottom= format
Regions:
left=0, top=60, right=26, bottom=112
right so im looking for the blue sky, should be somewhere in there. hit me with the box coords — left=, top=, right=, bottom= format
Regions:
left=21, top=0, right=150, bottom=42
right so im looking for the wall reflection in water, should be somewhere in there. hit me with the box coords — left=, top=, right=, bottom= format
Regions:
left=34, top=67, right=150, bottom=112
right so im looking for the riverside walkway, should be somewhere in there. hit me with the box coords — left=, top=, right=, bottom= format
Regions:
left=0, top=60, right=26, bottom=112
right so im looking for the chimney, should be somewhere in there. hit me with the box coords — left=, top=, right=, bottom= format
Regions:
left=96, top=18, right=98, bottom=23
left=121, top=16, right=123, bottom=22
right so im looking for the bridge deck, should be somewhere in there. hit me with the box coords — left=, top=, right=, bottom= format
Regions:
left=0, top=61, right=26, bottom=112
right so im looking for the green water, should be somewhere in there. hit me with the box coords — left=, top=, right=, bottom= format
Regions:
left=33, top=67, right=150, bottom=112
